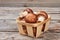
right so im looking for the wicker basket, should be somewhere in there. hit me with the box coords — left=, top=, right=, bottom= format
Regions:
left=16, top=15, right=51, bottom=38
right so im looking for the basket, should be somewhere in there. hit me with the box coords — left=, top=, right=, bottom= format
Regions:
left=16, top=15, right=51, bottom=38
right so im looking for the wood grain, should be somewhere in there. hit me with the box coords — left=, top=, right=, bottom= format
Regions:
left=0, top=7, right=60, bottom=20
left=0, top=32, right=60, bottom=40
left=0, top=7, right=60, bottom=13
left=0, top=0, right=60, bottom=2
left=0, top=0, right=60, bottom=7
left=0, top=13, right=60, bottom=20
left=0, top=3, right=60, bottom=7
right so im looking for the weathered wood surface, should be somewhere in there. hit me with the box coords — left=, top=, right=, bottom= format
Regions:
left=0, top=0, right=60, bottom=2
left=0, top=7, right=60, bottom=40
left=0, top=3, right=60, bottom=7
left=0, top=7, right=60, bottom=13
left=0, top=0, right=60, bottom=7
left=0, top=31, right=60, bottom=40
left=0, top=7, right=60, bottom=19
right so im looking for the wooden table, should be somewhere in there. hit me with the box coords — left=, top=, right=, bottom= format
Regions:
left=0, top=0, right=60, bottom=7
left=0, top=7, right=60, bottom=40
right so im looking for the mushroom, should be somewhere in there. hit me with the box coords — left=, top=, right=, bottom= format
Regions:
left=24, top=13, right=37, bottom=23
left=37, top=11, right=48, bottom=22
left=24, top=8, right=33, bottom=13
left=19, top=8, right=33, bottom=20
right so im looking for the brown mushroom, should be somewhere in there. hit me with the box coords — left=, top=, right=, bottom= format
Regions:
left=19, top=8, right=33, bottom=21
left=24, top=8, right=33, bottom=13
left=24, top=13, right=37, bottom=23
left=38, top=11, right=48, bottom=19
left=37, top=11, right=48, bottom=22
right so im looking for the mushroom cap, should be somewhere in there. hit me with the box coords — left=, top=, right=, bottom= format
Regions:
left=24, top=13, right=37, bottom=23
left=37, top=11, right=48, bottom=19
left=37, top=11, right=48, bottom=22
left=19, top=8, right=33, bottom=20
left=24, top=8, right=33, bottom=13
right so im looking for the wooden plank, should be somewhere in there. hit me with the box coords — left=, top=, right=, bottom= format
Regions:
left=0, top=19, right=60, bottom=32
left=42, top=32, right=60, bottom=40
left=0, top=0, right=60, bottom=3
left=0, top=32, right=60, bottom=40
left=0, top=2, right=60, bottom=7
left=0, top=7, right=60, bottom=20
left=0, top=0, right=60, bottom=2
left=0, top=19, right=18, bottom=32
left=26, top=25, right=34, bottom=37
left=17, top=23, right=27, bottom=35
left=36, top=24, right=43, bottom=37
left=0, top=13, right=60, bottom=20
left=0, top=7, right=60, bottom=13
left=0, top=0, right=60, bottom=7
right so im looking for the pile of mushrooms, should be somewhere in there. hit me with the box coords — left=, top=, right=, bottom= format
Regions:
left=19, top=8, right=48, bottom=23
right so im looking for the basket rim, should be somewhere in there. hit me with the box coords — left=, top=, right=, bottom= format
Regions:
left=16, top=15, right=51, bottom=27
